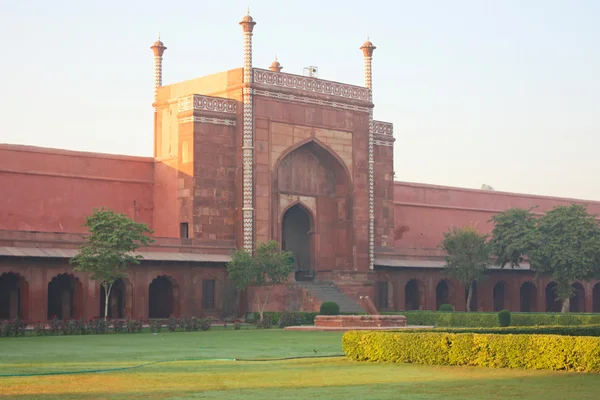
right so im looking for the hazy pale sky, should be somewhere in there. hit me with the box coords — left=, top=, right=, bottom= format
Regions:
left=1, top=0, right=598, bottom=200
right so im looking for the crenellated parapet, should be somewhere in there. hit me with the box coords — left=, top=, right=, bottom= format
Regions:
left=177, top=94, right=237, bottom=126
left=373, top=121, right=394, bottom=147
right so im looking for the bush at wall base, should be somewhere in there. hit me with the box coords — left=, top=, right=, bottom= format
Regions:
left=342, top=331, right=600, bottom=373
left=320, top=302, right=340, bottom=315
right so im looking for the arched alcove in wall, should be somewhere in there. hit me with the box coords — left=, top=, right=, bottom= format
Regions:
left=273, top=139, right=353, bottom=274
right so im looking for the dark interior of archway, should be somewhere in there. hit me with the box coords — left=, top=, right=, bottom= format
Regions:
left=593, top=284, right=600, bottom=313
left=465, top=281, right=478, bottom=311
left=405, top=280, right=421, bottom=311
left=545, top=283, right=562, bottom=312
left=100, top=279, right=126, bottom=319
left=493, top=282, right=506, bottom=311
left=570, top=283, right=585, bottom=313
left=282, top=204, right=311, bottom=279
left=48, top=274, right=76, bottom=319
left=436, top=281, right=450, bottom=310
left=149, top=276, right=174, bottom=319
left=520, top=282, right=537, bottom=312
left=0, top=273, right=21, bottom=320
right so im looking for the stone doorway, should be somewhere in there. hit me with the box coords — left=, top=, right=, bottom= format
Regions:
left=282, top=204, right=313, bottom=281
left=0, top=273, right=29, bottom=320
left=100, top=279, right=130, bottom=319
left=47, top=274, right=82, bottom=320
left=149, top=275, right=179, bottom=318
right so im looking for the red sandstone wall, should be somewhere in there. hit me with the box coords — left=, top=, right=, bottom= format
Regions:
left=0, top=145, right=154, bottom=233
left=393, top=181, right=600, bottom=257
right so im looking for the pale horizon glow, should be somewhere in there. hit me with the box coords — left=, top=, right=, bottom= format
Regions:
left=1, top=0, right=598, bottom=200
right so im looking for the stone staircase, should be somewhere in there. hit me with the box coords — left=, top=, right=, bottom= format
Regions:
left=296, top=281, right=365, bottom=313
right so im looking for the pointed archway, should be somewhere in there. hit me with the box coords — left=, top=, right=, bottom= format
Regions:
left=100, top=278, right=132, bottom=319
left=0, top=272, right=29, bottom=320
left=282, top=203, right=314, bottom=281
left=273, top=139, right=353, bottom=274
left=149, top=275, right=180, bottom=319
left=520, top=281, right=537, bottom=312
left=405, top=279, right=425, bottom=311
left=47, top=274, right=83, bottom=320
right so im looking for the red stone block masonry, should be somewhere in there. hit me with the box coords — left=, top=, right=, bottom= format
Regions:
left=2, top=11, right=600, bottom=322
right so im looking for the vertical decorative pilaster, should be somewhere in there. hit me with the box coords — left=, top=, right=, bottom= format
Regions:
left=150, top=35, right=167, bottom=106
left=240, top=12, right=257, bottom=252
left=361, top=37, right=376, bottom=270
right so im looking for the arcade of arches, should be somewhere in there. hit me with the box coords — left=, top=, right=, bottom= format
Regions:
left=0, top=270, right=221, bottom=322
left=374, top=274, right=600, bottom=313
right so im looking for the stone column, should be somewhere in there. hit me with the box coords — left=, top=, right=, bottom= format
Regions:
left=150, top=36, right=167, bottom=104
left=240, top=12, right=256, bottom=252
left=360, top=38, right=376, bottom=270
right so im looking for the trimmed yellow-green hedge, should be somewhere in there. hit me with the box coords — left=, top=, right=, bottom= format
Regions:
left=342, top=331, right=600, bottom=373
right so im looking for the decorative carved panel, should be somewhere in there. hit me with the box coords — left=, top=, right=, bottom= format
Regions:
left=277, top=147, right=336, bottom=197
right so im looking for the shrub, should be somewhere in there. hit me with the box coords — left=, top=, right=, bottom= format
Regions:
left=126, top=318, right=143, bottom=333
left=234, top=321, right=241, bottom=330
left=320, top=302, right=340, bottom=315
left=399, top=324, right=600, bottom=337
left=256, top=314, right=273, bottom=329
left=438, top=304, right=454, bottom=312
left=199, top=317, right=212, bottom=331
left=498, top=310, right=511, bottom=327
left=90, top=318, right=110, bottom=334
left=150, top=320, right=162, bottom=333
left=167, top=315, right=178, bottom=332
left=342, top=331, right=600, bottom=373
left=278, top=312, right=304, bottom=328
left=113, top=319, right=126, bottom=334
left=34, top=321, right=45, bottom=336
left=49, top=316, right=62, bottom=335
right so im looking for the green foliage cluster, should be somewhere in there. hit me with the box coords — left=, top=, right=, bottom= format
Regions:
left=489, top=204, right=600, bottom=312
left=246, top=311, right=318, bottom=325
left=401, top=325, right=600, bottom=337
left=70, top=207, right=153, bottom=320
left=320, top=302, right=340, bottom=315
left=342, top=331, right=600, bottom=372
left=440, top=226, right=491, bottom=311
left=383, top=311, right=600, bottom=327
left=227, top=241, right=294, bottom=322
left=438, top=304, right=455, bottom=312
left=498, top=310, right=511, bottom=327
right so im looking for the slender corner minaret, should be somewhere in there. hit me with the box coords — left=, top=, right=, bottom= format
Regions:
left=269, top=55, right=283, bottom=72
left=239, top=10, right=256, bottom=252
left=150, top=34, right=167, bottom=105
left=360, top=35, right=376, bottom=270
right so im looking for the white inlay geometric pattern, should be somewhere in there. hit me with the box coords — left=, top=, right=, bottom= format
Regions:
left=365, top=54, right=375, bottom=271
left=252, top=89, right=370, bottom=113
left=178, top=116, right=236, bottom=126
left=178, top=95, right=237, bottom=114
left=242, top=31, right=254, bottom=253
left=253, top=68, right=370, bottom=101
left=373, top=121, right=393, bottom=136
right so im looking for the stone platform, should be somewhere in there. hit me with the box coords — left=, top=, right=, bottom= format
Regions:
left=284, top=314, right=431, bottom=332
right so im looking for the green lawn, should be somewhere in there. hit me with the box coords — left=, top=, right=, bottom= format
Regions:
left=1, top=328, right=599, bottom=399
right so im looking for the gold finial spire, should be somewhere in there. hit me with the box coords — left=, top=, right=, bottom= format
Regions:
left=158, top=32, right=161, bottom=40
left=247, top=6, right=250, bottom=15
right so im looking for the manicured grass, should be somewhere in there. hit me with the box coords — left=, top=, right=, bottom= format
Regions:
left=1, top=329, right=599, bottom=399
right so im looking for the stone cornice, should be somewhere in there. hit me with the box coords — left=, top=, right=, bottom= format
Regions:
left=177, top=94, right=237, bottom=114
left=252, top=88, right=371, bottom=113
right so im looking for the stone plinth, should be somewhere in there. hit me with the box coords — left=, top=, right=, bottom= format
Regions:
left=315, top=314, right=406, bottom=328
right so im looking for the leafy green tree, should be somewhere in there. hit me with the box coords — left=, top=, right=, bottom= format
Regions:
left=489, top=207, right=537, bottom=268
left=529, top=205, right=600, bottom=312
left=70, top=208, right=153, bottom=320
left=227, top=241, right=294, bottom=322
left=440, top=226, right=491, bottom=312
left=490, top=204, right=600, bottom=312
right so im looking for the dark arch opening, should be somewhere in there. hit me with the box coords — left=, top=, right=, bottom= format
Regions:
left=593, top=283, right=600, bottom=313
left=493, top=281, right=509, bottom=311
left=100, top=279, right=128, bottom=319
left=0, top=273, right=29, bottom=320
left=545, top=282, right=561, bottom=312
left=149, top=275, right=179, bottom=319
left=405, top=279, right=424, bottom=311
left=464, top=281, right=478, bottom=311
left=48, top=274, right=82, bottom=320
left=520, top=282, right=537, bottom=312
left=436, top=280, right=450, bottom=310
left=570, top=283, right=585, bottom=313
left=282, top=204, right=313, bottom=281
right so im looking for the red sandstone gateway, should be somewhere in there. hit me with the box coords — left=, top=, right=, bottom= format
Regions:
left=1, top=12, right=600, bottom=323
